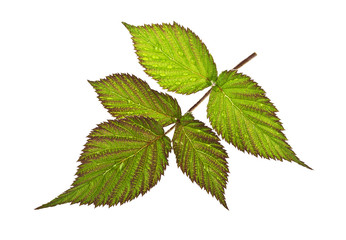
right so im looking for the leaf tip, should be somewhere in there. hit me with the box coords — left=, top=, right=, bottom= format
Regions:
left=87, top=79, right=96, bottom=86
left=299, top=161, right=313, bottom=170
left=221, top=200, right=229, bottom=210
left=122, top=22, right=133, bottom=30
left=291, top=154, right=313, bottom=170
left=35, top=203, right=50, bottom=210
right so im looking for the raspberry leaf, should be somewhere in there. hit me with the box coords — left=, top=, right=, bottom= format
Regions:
left=207, top=70, right=311, bottom=169
left=89, top=74, right=181, bottom=127
left=36, top=117, right=171, bottom=209
left=123, top=22, right=217, bottom=94
left=173, top=113, right=229, bottom=209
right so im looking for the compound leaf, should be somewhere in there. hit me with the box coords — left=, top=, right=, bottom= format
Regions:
left=89, top=74, right=181, bottom=127
left=123, top=22, right=217, bottom=94
left=36, top=117, right=171, bottom=209
left=207, top=70, right=311, bottom=169
left=173, top=113, right=229, bottom=209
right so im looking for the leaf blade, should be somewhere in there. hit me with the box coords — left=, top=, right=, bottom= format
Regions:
left=172, top=113, right=229, bottom=209
left=123, top=22, right=217, bottom=94
left=207, top=70, right=311, bottom=169
left=89, top=74, right=181, bottom=127
left=36, top=117, right=171, bottom=209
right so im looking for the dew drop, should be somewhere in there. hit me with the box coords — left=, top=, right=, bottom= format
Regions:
left=119, top=162, right=125, bottom=171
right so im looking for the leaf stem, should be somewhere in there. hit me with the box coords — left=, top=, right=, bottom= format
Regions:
left=232, top=52, right=257, bottom=70
left=164, top=123, right=176, bottom=135
left=164, top=52, right=257, bottom=135
left=187, top=88, right=212, bottom=113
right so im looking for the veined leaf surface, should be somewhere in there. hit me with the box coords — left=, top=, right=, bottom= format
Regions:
left=173, top=113, right=229, bottom=209
left=123, top=22, right=217, bottom=94
left=207, top=70, right=311, bottom=169
left=89, top=74, right=181, bottom=127
left=36, top=117, right=171, bottom=209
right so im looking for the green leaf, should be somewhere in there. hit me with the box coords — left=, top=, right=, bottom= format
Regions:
left=89, top=74, right=181, bottom=127
left=207, top=70, right=311, bottom=169
left=123, top=22, right=217, bottom=94
left=173, top=113, right=229, bottom=209
left=36, top=117, right=171, bottom=209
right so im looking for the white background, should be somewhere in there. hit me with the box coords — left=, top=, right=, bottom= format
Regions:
left=1, top=0, right=345, bottom=239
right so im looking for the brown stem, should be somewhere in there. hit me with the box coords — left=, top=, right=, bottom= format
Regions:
left=164, top=123, right=176, bottom=135
left=187, top=88, right=212, bottom=113
left=232, top=52, right=257, bottom=70
left=164, top=52, right=257, bottom=135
